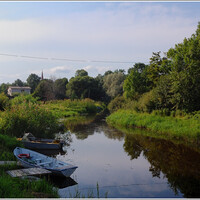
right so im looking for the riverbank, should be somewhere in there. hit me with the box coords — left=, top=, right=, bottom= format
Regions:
left=106, top=110, right=200, bottom=143
left=0, top=134, right=58, bottom=198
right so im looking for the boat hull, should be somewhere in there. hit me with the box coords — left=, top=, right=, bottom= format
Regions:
left=13, top=147, right=77, bottom=177
left=23, top=141, right=62, bottom=150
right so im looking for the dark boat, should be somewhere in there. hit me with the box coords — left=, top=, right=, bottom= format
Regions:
left=17, top=133, right=64, bottom=150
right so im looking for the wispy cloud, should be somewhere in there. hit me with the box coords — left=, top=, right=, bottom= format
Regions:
left=0, top=2, right=199, bottom=83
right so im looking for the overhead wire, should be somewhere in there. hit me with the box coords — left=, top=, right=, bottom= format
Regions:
left=0, top=53, right=149, bottom=64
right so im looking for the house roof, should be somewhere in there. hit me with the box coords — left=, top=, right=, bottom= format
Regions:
left=8, top=86, right=31, bottom=89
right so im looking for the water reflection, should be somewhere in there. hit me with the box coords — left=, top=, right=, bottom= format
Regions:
left=53, top=119, right=200, bottom=198
left=124, top=133, right=200, bottom=197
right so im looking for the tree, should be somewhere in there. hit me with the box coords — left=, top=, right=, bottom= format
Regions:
left=54, top=78, right=68, bottom=100
left=166, top=22, right=200, bottom=112
left=123, top=63, right=150, bottom=100
left=75, top=69, right=88, bottom=77
left=0, top=93, right=9, bottom=111
left=103, top=72, right=126, bottom=99
left=0, top=83, right=10, bottom=94
left=146, top=52, right=172, bottom=86
left=26, top=74, right=41, bottom=93
left=33, top=79, right=55, bottom=101
left=12, top=79, right=25, bottom=87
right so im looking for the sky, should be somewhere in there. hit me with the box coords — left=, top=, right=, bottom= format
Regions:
left=0, top=2, right=200, bottom=84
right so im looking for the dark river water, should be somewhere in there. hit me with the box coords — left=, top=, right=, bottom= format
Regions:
left=51, top=118, right=200, bottom=198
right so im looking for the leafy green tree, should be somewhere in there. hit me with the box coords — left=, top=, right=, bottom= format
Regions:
left=33, top=79, right=55, bottom=101
left=167, top=22, right=200, bottom=112
left=26, top=74, right=41, bottom=93
left=12, top=79, right=25, bottom=87
left=147, top=52, right=172, bottom=86
left=54, top=78, right=68, bottom=100
left=75, top=69, right=88, bottom=77
left=0, top=93, right=10, bottom=111
left=66, top=76, right=104, bottom=101
left=123, top=63, right=150, bottom=100
left=103, top=72, right=126, bottom=99
left=0, top=83, right=10, bottom=94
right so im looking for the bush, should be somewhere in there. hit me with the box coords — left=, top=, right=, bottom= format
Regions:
left=137, top=90, right=157, bottom=113
left=10, top=94, right=39, bottom=106
left=108, top=96, right=126, bottom=113
left=0, top=93, right=10, bottom=111
left=0, top=103, right=60, bottom=138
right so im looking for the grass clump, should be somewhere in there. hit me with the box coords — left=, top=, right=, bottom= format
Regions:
left=0, top=173, right=58, bottom=198
left=106, top=110, right=200, bottom=142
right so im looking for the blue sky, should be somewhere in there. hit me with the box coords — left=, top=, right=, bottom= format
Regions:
left=0, top=2, right=200, bottom=84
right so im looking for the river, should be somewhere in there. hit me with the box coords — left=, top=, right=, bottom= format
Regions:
left=51, top=118, right=200, bottom=198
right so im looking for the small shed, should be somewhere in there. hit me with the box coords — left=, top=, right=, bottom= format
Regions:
left=7, top=86, right=31, bottom=96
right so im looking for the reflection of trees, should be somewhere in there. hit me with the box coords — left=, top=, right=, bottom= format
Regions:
left=64, top=116, right=124, bottom=141
left=123, top=136, right=142, bottom=159
left=123, top=133, right=200, bottom=197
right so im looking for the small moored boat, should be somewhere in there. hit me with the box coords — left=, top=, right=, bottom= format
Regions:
left=14, top=147, right=78, bottom=177
left=17, top=133, right=64, bottom=150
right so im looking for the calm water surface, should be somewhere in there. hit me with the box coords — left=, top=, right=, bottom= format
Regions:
left=54, top=119, right=200, bottom=198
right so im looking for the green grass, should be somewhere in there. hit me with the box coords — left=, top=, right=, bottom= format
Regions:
left=43, top=99, right=104, bottom=118
left=106, top=110, right=200, bottom=142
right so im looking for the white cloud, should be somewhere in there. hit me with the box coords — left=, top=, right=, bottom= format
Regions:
left=0, top=2, right=199, bottom=84
left=49, top=66, right=71, bottom=74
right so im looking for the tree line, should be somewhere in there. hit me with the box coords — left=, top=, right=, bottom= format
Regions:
left=1, top=22, right=200, bottom=113
left=0, top=68, right=126, bottom=103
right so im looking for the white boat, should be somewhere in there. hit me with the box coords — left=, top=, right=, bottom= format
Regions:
left=14, top=147, right=78, bottom=177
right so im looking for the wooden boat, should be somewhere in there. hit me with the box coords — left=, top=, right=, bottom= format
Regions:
left=17, top=133, right=64, bottom=150
left=14, top=147, right=78, bottom=177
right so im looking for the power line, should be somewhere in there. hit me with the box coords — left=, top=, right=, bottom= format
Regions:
left=0, top=53, right=149, bottom=64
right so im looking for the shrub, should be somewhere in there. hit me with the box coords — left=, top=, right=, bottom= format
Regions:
left=137, top=90, right=157, bottom=113
left=107, top=96, right=126, bottom=113
left=0, top=103, right=60, bottom=138
left=0, top=93, right=10, bottom=111
left=10, top=94, right=39, bottom=106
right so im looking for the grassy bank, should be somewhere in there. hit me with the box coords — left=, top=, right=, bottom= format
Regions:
left=43, top=99, right=105, bottom=118
left=106, top=110, right=200, bottom=142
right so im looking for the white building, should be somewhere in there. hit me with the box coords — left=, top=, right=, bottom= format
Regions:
left=7, top=86, right=31, bottom=96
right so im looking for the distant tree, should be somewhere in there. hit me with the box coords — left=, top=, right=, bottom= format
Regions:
left=33, top=79, right=55, bottom=101
left=128, top=63, right=146, bottom=74
left=26, top=74, right=41, bottom=93
left=104, top=70, right=113, bottom=76
left=146, top=52, right=171, bottom=86
left=123, top=63, right=151, bottom=100
left=103, top=72, right=126, bottom=99
left=75, top=69, right=88, bottom=77
left=114, top=69, right=125, bottom=74
left=12, top=79, right=25, bottom=87
left=66, top=76, right=104, bottom=101
left=54, top=78, right=68, bottom=100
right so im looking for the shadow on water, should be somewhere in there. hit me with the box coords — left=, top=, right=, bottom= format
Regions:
left=123, top=131, right=200, bottom=198
left=47, top=176, right=77, bottom=189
